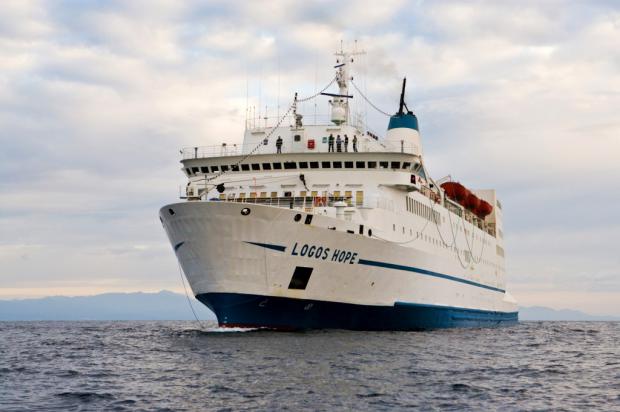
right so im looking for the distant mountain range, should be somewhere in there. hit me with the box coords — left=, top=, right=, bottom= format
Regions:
left=0, top=291, right=215, bottom=321
left=0, top=291, right=618, bottom=321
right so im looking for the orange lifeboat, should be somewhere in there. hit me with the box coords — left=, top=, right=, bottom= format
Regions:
left=475, top=200, right=493, bottom=219
left=440, top=182, right=469, bottom=203
left=464, top=193, right=480, bottom=211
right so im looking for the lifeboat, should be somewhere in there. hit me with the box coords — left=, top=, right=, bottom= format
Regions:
left=464, top=193, right=480, bottom=211
left=475, top=200, right=493, bottom=219
left=440, top=182, right=469, bottom=203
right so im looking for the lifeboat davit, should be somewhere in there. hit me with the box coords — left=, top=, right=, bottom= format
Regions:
left=464, top=193, right=480, bottom=211
left=475, top=200, right=493, bottom=219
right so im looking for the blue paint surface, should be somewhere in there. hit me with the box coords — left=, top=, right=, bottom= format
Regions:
left=196, top=293, right=518, bottom=331
left=243, top=241, right=287, bottom=252
left=388, top=113, right=419, bottom=130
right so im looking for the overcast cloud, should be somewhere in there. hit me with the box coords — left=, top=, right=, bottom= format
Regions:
left=0, top=0, right=619, bottom=315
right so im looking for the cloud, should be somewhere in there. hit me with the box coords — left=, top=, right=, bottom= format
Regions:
left=0, top=1, right=618, bottom=315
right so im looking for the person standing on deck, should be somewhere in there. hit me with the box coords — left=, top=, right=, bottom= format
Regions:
left=276, top=136, right=283, bottom=154
left=352, top=135, right=358, bottom=152
left=336, top=135, right=342, bottom=152
left=328, top=134, right=334, bottom=152
left=344, top=135, right=349, bottom=152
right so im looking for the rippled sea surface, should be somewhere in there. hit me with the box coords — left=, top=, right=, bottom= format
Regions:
left=1, top=321, right=619, bottom=411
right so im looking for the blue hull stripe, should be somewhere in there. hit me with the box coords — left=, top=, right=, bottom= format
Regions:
left=244, top=241, right=505, bottom=294
left=196, top=292, right=518, bottom=331
left=358, top=258, right=505, bottom=293
left=244, top=241, right=287, bottom=252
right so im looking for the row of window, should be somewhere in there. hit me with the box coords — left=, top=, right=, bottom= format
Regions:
left=218, top=190, right=365, bottom=206
left=406, top=197, right=440, bottom=224
left=186, top=160, right=412, bottom=176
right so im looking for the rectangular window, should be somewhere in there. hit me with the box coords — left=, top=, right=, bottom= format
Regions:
left=379, top=161, right=389, bottom=169
left=239, top=193, right=246, bottom=199
left=333, top=161, right=342, bottom=168
left=221, top=165, right=229, bottom=171
left=356, top=191, right=364, bottom=206
left=391, top=161, right=400, bottom=169
left=367, top=161, right=377, bottom=168
left=241, top=164, right=250, bottom=171
left=271, top=191, right=278, bottom=198
left=250, top=192, right=257, bottom=198
left=273, top=163, right=282, bottom=170
left=262, top=163, right=272, bottom=170
left=200, top=166, right=209, bottom=173
left=333, top=190, right=341, bottom=198
left=231, top=165, right=239, bottom=171
left=356, top=161, right=365, bottom=168
left=321, top=161, right=331, bottom=168
left=344, top=161, right=354, bottom=169
left=186, top=168, right=192, bottom=175
left=310, top=161, right=319, bottom=169
left=299, top=161, right=308, bottom=169
left=211, top=165, right=219, bottom=172
left=251, top=164, right=260, bottom=171
left=300, top=191, right=307, bottom=198
left=219, top=194, right=225, bottom=200
left=284, top=161, right=297, bottom=170
left=260, top=192, right=267, bottom=198
left=402, top=162, right=411, bottom=169
left=345, top=191, right=352, bottom=206
left=311, top=191, right=318, bottom=197
left=191, top=167, right=199, bottom=173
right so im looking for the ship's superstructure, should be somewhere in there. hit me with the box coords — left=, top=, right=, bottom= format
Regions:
left=160, top=48, right=518, bottom=330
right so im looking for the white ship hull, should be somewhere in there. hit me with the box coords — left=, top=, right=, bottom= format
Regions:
left=160, top=201, right=518, bottom=330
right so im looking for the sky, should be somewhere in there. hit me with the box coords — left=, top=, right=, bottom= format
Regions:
left=0, top=0, right=619, bottom=315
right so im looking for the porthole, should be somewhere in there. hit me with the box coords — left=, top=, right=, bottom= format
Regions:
left=368, top=229, right=373, bottom=237
left=168, top=208, right=175, bottom=215
left=241, top=208, right=251, bottom=216
left=294, top=213, right=302, bottom=222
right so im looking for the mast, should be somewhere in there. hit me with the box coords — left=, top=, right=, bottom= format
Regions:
left=326, top=42, right=365, bottom=125
left=398, top=77, right=407, bottom=115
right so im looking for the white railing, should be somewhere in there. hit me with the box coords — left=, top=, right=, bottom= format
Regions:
left=181, top=141, right=420, bottom=160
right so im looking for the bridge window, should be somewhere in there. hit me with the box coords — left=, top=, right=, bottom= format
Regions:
left=402, top=162, right=411, bottom=169
left=191, top=167, right=199, bottom=173
left=379, top=161, right=389, bottom=169
left=185, top=168, right=192, bottom=175
left=262, top=163, right=271, bottom=170
left=221, top=165, right=229, bottom=171
left=391, top=161, right=400, bottom=169
left=284, top=162, right=297, bottom=170
left=273, top=163, right=282, bottom=170
left=333, top=161, right=342, bottom=168
left=344, top=161, right=354, bottom=169
left=367, top=161, right=377, bottom=168
left=251, top=163, right=260, bottom=171
left=211, top=165, right=219, bottom=172
left=241, top=164, right=250, bottom=171
left=231, top=165, right=239, bottom=171
left=356, top=161, right=365, bottom=168
left=310, top=161, right=319, bottom=169
left=200, top=166, right=209, bottom=173
left=299, top=161, right=308, bottom=168
left=321, top=161, right=331, bottom=168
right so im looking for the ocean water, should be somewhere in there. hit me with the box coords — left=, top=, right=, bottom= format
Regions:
left=0, top=321, right=618, bottom=411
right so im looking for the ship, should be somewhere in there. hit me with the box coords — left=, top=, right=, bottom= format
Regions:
left=160, top=47, right=518, bottom=330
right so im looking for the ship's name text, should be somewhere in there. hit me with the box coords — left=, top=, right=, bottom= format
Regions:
left=290, top=242, right=358, bottom=264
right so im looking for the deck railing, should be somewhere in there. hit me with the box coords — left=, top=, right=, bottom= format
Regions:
left=180, top=141, right=420, bottom=160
